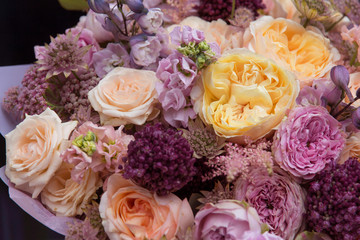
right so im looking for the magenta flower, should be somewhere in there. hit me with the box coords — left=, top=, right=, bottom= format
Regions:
left=234, top=167, right=306, bottom=240
left=272, top=106, right=346, bottom=181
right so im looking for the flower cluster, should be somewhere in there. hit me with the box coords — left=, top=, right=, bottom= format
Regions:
left=123, top=123, right=197, bottom=195
left=306, top=158, right=360, bottom=239
left=3, top=0, right=360, bottom=240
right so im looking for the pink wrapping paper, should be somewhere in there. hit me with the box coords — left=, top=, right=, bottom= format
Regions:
left=0, top=166, right=78, bottom=235
left=0, top=64, right=77, bottom=236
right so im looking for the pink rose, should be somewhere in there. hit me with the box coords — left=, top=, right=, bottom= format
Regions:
left=99, top=174, right=194, bottom=240
left=272, top=106, right=346, bottom=180
left=193, top=200, right=265, bottom=240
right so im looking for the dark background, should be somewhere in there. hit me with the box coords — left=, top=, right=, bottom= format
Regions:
left=1, top=0, right=84, bottom=239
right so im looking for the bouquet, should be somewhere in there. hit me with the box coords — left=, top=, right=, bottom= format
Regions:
left=1, top=0, right=360, bottom=239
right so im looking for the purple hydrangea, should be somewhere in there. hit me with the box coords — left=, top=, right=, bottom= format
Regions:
left=123, top=123, right=197, bottom=195
left=306, top=158, right=360, bottom=239
left=170, top=25, right=205, bottom=46
left=155, top=51, right=198, bottom=127
left=234, top=167, right=306, bottom=240
left=272, top=106, right=346, bottom=181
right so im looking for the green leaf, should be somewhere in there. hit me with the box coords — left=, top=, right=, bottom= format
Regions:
left=57, top=0, right=89, bottom=11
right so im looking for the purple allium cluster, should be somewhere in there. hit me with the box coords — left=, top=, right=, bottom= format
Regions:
left=36, top=31, right=91, bottom=79
left=45, top=68, right=100, bottom=122
left=197, top=0, right=264, bottom=22
left=272, top=106, right=346, bottom=181
left=3, top=64, right=48, bottom=120
left=123, top=123, right=197, bottom=195
left=204, top=140, right=273, bottom=182
left=234, top=167, right=306, bottom=240
left=306, top=158, right=360, bottom=239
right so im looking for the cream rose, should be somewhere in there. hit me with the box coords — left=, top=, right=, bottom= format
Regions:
left=41, top=162, right=102, bottom=216
left=88, top=67, right=160, bottom=126
left=349, top=72, right=360, bottom=108
left=5, top=108, right=77, bottom=198
left=193, top=48, right=299, bottom=142
left=99, top=174, right=194, bottom=240
left=339, top=131, right=360, bottom=164
left=243, top=16, right=340, bottom=86
left=168, top=16, right=243, bottom=53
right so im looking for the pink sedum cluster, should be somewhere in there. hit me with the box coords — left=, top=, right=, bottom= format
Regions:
left=61, top=121, right=134, bottom=183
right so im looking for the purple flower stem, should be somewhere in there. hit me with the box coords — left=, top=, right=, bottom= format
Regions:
left=333, top=96, right=359, bottom=118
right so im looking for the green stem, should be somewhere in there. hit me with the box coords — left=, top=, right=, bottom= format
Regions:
left=303, top=18, right=310, bottom=28
left=230, top=0, right=236, bottom=19
left=333, top=97, right=359, bottom=119
left=350, top=42, right=359, bottom=66
left=326, top=15, right=345, bottom=32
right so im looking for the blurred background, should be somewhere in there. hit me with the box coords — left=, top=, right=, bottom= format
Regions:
left=0, top=0, right=84, bottom=239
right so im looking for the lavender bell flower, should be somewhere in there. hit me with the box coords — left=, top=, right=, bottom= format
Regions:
left=330, top=65, right=354, bottom=101
left=137, top=8, right=163, bottom=35
left=130, top=34, right=161, bottom=67
left=352, top=107, right=360, bottom=129
left=124, top=0, right=145, bottom=14
left=87, top=0, right=110, bottom=14
left=92, top=43, right=131, bottom=78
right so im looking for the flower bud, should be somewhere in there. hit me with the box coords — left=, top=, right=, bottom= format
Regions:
left=125, top=0, right=145, bottom=14
left=137, top=8, right=163, bottom=35
left=323, top=86, right=342, bottom=106
left=352, top=107, right=360, bottom=129
left=356, top=87, right=360, bottom=99
left=330, top=65, right=354, bottom=101
left=87, top=0, right=110, bottom=14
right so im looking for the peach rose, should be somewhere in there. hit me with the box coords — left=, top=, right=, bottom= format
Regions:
left=41, top=163, right=102, bottom=216
left=339, top=131, right=360, bottom=164
left=99, top=174, right=194, bottom=240
left=192, top=48, right=299, bottom=142
left=263, top=0, right=299, bottom=20
left=349, top=72, right=360, bottom=108
left=243, top=16, right=340, bottom=87
left=169, top=16, right=243, bottom=53
left=88, top=67, right=160, bottom=126
left=5, top=108, right=77, bottom=198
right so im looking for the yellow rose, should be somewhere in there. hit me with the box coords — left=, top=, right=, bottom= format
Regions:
left=41, top=163, right=102, bottom=216
left=88, top=67, right=160, bottom=126
left=168, top=16, right=243, bottom=53
left=193, top=48, right=299, bottom=142
left=99, top=174, right=194, bottom=240
left=243, top=16, right=340, bottom=87
left=5, top=108, right=77, bottom=198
